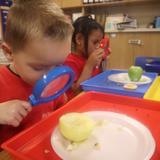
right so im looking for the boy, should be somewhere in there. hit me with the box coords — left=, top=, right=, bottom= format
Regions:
left=0, top=0, right=73, bottom=145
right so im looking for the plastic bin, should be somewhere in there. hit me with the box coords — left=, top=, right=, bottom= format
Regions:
left=135, top=56, right=160, bottom=74
left=145, top=61, right=160, bottom=74
left=0, top=0, right=12, bottom=6
left=1, top=92, right=160, bottom=160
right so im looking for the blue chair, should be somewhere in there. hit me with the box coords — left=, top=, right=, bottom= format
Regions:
left=135, top=56, right=160, bottom=74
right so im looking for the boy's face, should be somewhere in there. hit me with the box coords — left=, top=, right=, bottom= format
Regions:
left=10, top=37, right=71, bottom=85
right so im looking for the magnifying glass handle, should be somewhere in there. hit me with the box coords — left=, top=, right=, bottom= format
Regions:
left=29, top=95, right=37, bottom=106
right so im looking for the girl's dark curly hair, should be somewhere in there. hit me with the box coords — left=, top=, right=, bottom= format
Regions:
left=72, top=15, right=104, bottom=58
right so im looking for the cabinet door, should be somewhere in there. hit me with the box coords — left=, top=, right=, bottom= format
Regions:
left=107, top=33, right=134, bottom=69
left=53, top=0, right=62, bottom=7
left=133, top=32, right=160, bottom=59
left=61, top=0, right=82, bottom=8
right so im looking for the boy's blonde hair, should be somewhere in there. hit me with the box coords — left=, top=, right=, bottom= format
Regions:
left=4, top=0, right=73, bottom=52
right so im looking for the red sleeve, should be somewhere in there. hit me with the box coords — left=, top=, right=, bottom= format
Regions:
left=64, top=54, right=85, bottom=82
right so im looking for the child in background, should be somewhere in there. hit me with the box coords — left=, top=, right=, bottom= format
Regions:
left=64, top=15, right=110, bottom=99
left=0, top=0, right=73, bottom=145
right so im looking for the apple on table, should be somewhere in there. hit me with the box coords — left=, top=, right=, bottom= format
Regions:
left=128, top=66, right=143, bottom=82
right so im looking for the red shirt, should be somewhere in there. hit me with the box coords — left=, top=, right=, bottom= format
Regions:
left=64, top=53, right=101, bottom=99
left=0, top=66, right=65, bottom=145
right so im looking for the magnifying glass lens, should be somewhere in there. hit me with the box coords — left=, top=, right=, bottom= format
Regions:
left=40, top=74, right=69, bottom=98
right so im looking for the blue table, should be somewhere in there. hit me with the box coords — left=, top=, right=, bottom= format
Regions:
left=81, top=70, right=157, bottom=98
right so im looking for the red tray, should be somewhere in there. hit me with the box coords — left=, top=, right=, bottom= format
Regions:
left=2, top=92, right=160, bottom=160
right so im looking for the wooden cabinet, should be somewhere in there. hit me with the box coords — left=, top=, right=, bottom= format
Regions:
left=133, top=33, right=160, bottom=57
left=61, top=0, right=82, bottom=9
left=107, top=32, right=160, bottom=69
left=58, top=0, right=160, bottom=11
left=55, top=0, right=83, bottom=9
left=107, top=33, right=134, bottom=69
left=54, top=0, right=62, bottom=7
left=0, top=6, right=10, bottom=40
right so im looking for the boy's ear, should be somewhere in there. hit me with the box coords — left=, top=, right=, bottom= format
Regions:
left=1, top=42, right=13, bottom=62
left=75, top=33, right=83, bottom=45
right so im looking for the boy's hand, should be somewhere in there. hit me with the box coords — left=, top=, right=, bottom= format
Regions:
left=86, top=48, right=104, bottom=68
left=0, top=100, right=32, bottom=127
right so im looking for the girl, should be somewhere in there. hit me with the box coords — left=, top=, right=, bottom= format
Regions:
left=64, top=15, right=110, bottom=99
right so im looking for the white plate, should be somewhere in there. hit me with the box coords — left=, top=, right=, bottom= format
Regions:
left=51, top=111, right=155, bottom=160
left=108, top=73, right=152, bottom=85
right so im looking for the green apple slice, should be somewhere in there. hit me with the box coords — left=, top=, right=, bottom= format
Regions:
left=59, top=112, right=95, bottom=142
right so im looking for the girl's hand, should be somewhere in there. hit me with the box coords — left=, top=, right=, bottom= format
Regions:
left=0, top=100, right=32, bottom=127
left=86, top=48, right=104, bottom=68
left=75, top=48, right=104, bottom=90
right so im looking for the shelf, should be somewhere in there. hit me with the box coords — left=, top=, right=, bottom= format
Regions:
left=61, top=0, right=160, bottom=9
left=62, top=5, right=83, bottom=10
left=83, top=0, right=160, bottom=8
left=61, top=0, right=83, bottom=9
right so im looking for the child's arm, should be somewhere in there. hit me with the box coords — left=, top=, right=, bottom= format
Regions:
left=74, top=48, right=104, bottom=89
left=0, top=100, right=32, bottom=127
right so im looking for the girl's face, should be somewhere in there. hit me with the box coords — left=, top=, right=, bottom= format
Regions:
left=6, top=36, right=71, bottom=85
left=87, top=29, right=104, bottom=56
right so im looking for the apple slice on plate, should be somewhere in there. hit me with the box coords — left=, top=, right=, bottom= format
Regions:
left=59, top=112, right=95, bottom=142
